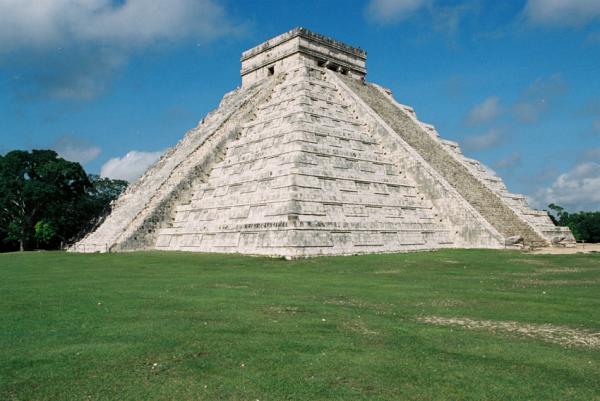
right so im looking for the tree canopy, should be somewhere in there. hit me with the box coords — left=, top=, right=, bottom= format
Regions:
left=548, top=204, right=600, bottom=243
left=0, top=150, right=127, bottom=252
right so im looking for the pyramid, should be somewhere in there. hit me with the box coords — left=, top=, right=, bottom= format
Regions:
left=73, top=28, right=574, bottom=256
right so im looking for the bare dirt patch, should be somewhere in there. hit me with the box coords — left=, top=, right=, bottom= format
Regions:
left=373, top=269, right=404, bottom=275
left=212, top=283, right=250, bottom=289
left=530, top=244, right=600, bottom=255
left=534, top=267, right=587, bottom=274
left=508, top=259, right=551, bottom=267
left=515, top=278, right=600, bottom=287
left=343, top=319, right=379, bottom=336
left=418, top=316, right=600, bottom=349
left=263, top=305, right=306, bottom=315
left=430, top=299, right=467, bottom=308
left=506, top=265, right=597, bottom=287
left=510, top=267, right=587, bottom=277
left=323, top=297, right=391, bottom=311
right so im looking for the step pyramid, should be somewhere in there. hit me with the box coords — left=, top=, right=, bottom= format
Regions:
left=73, top=28, right=574, bottom=256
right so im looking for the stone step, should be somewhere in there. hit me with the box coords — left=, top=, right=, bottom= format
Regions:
left=73, top=78, right=276, bottom=252
left=340, top=76, right=545, bottom=244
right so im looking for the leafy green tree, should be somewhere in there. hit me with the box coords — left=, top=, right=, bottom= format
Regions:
left=547, top=204, right=565, bottom=225
left=72, top=175, right=129, bottom=240
left=0, top=150, right=129, bottom=252
left=87, top=175, right=128, bottom=215
left=0, top=150, right=91, bottom=251
left=566, top=212, right=600, bottom=243
left=547, top=204, right=600, bottom=243
left=34, top=219, right=57, bottom=246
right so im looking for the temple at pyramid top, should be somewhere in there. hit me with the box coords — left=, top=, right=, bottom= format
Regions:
left=241, top=27, right=367, bottom=86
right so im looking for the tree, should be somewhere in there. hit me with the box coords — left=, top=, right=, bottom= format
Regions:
left=0, top=150, right=129, bottom=252
left=34, top=219, right=57, bottom=246
left=87, top=175, right=128, bottom=215
left=547, top=203, right=565, bottom=225
left=72, top=175, right=128, bottom=240
left=0, top=150, right=91, bottom=251
left=547, top=204, right=600, bottom=243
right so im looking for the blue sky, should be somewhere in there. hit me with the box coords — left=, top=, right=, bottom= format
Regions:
left=1, top=0, right=599, bottom=211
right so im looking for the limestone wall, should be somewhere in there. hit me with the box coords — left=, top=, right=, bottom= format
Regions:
left=241, top=27, right=366, bottom=87
left=72, top=79, right=274, bottom=252
left=338, top=74, right=570, bottom=245
left=156, top=64, right=456, bottom=256
left=330, top=72, right=505, bottom=248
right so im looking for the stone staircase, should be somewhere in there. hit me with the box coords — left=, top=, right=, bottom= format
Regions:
left=439, top=139, right=574, bottom=243
left=154, top=65, right=457, bottom=256
left=340, top=76, right=546, bottom=245
left=71, top=77, right=278, bottom=252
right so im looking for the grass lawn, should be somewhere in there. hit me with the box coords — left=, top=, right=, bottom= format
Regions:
left=1, top=249, right=599, bottom=401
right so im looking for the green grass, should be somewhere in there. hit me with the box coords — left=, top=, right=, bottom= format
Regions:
left=1, top=250, right=599, bottom=401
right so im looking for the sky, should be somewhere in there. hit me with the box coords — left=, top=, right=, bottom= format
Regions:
left=1, top=0, right=599, bottom=212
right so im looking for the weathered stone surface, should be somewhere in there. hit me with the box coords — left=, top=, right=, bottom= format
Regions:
left=241, top=27, right=366, bottom=87
left=155, top=65, right=455, bottom=256
left=72, top=77, right=277, bottom=252
left=336, top=75, right=567, bottom=246
left=72, top=27, right=574, bottom=255
left=505, top=235, right=524, bottom=246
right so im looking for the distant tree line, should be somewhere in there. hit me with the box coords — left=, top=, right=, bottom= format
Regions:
left=547, top=204, right=600, bottom=243
left=0, top=150, right=127, bottom=252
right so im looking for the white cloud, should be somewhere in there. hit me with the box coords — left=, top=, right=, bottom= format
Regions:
left=365, top=0, right=428, bottom=23
left=100, top=150, right=164, bottom=182
left=364, top=0, right=475, bottom=46
left=466, top=96, right=501, bottom=125
left=513, top=74, right=567, bottom=123
left=527, top=74, right=568, bottom=98
left=582, top=148, right=600, bottom=161
left=534, top=162, right=600, bottom=211
left=582, top=97, right=600, bottom=114
left=581, top=98, right=600, bottom=132
left=0, top=0, right=232, bottom=53
left=494, top=151, right=521, bottom=169
left=431, top=2, right=476, bottom=46
left=53, top=134, right=101, bottom=165
left=0, top=0, right=237, bottom=99
left=462, top=128, right=502, bottom=151
left=523, top=0, right=600, bottom=27
left=585, top=31, right=600, bottom=46
left=514, top=100, right=546, bottom=123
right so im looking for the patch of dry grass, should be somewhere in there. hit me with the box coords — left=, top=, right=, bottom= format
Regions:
left=418, top=316, right=600, bottom=349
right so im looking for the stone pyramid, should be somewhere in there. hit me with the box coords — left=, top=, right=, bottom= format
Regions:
left=73, top=28, right=573, bottom=256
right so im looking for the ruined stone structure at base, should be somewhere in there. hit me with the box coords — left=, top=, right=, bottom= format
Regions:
left=72, top=28, right=574, bottom=256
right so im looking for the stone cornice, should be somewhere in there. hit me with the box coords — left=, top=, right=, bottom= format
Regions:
left=241, top=27, right=366, bottom=62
